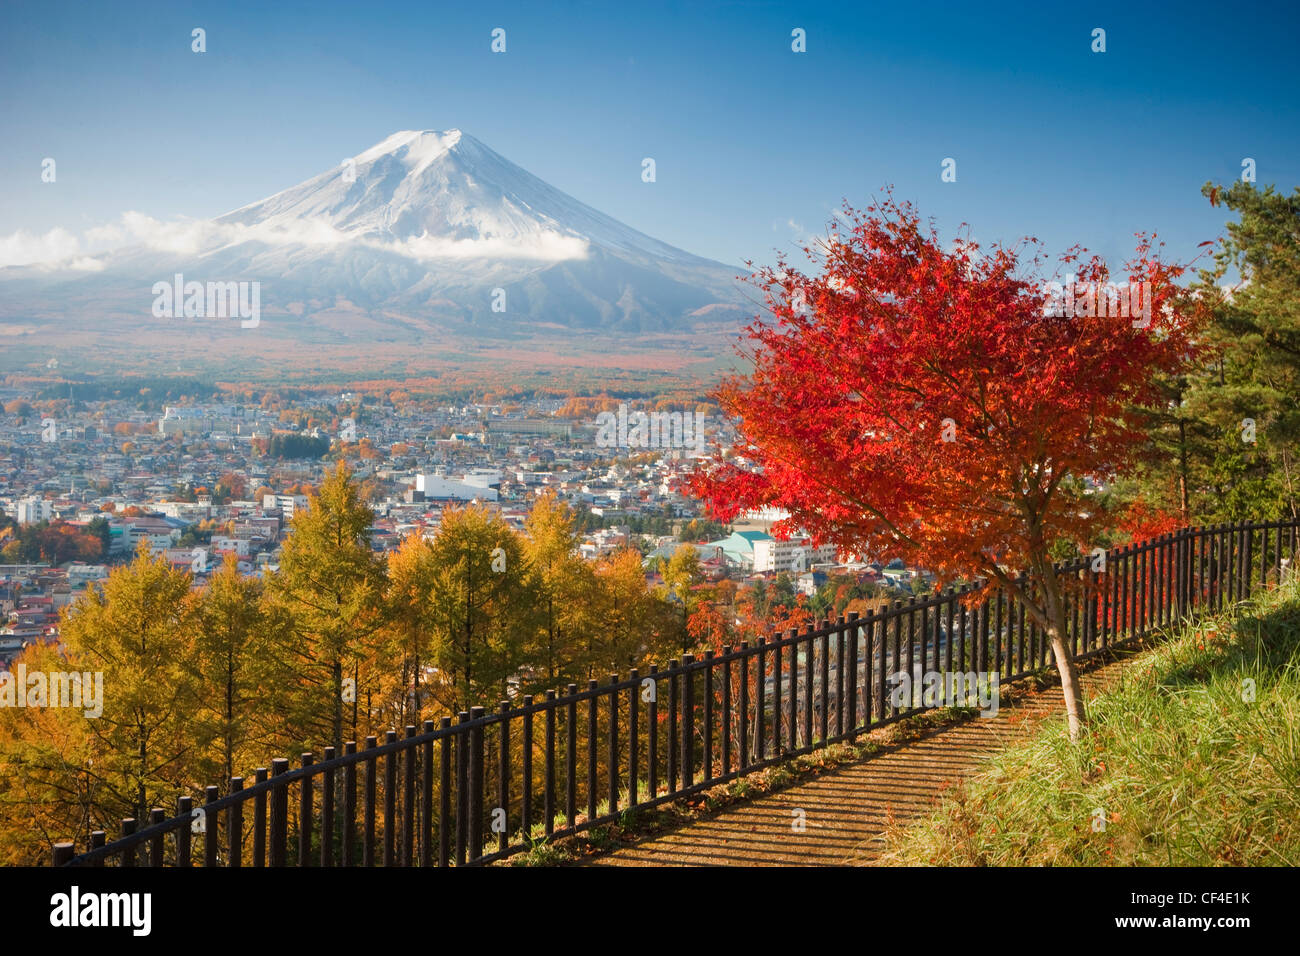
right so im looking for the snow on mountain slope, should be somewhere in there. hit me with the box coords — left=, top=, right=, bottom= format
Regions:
left=220, top=129, right=706, bottom=264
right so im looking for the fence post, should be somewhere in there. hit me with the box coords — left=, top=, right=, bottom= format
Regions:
left=384, top=730, right=398, bottom=867
left=177, top=796, right=192, bottom=867
left=321, top=749, right=335, bottom=867
left=253, top=767, right=268, bottom=867
left=682, top=654, right=695, bottom=790
left=1175, top=530, right=1185, bottom=621
left=1260, top=522, right=1270, bottom=591
left=300, top=753, right=314, bottom=867
left=773, top=638, right=783, bottom=753
left=836, top=616, right=847, bottom=738
left=1226, top=523, right=1235, bottom=608
left=1284, top=522, right=1294, bottom=582
left=1157, top=534, right=1168, bottom=628
left=737, top=648, right=749, bottom=769
left=815, top=622, right=827, bottom=743
left=439, top=716, right=453, bottom=865
left=667, top=660, right=679, bottom=786
left=496, top=705, right=509, bottom=856
left=717, top=658, right=728, bottom=780
left=883, top=600, right=894, bottom=723
left=119, top=818, right=136, bottom=868
left=586, top=679, right=598, bottom=824
left=629, top=670, right=641, bottom=805
left=1198, top=527, right=1208, bottom=609
left=891, top=599, right=904, bottom=714
left=753, top=643, right=764, bottom=761
left=342, top=743, right=357, bottom=867
left=1195, top=528, right=1203, bottom=609
left=403, top=725, right=416, bottom=866
left=847, top=613, right=860, bottom=739
left=454, top=716, right=468, bottom=864
left=363, top=737, right=378, bottom=867
left=230, top=776, right=244, bottom=868
left=564, top=687, right=577, bottom=831
left=468, top=708, right=485, bottom=862
left=149, top=808, right=165, bottom=867
left=269, top=760, right=289, bottom=867
left=647, top=665, right=660, bottom=797
left=543, top=692, right=556, bottom=839
left=1234, top=522, right=1245, bottom=603
left=703, top=656, right=714, bottom=783
left=1172, top=530, right=1182, bottom=620
left=420, top=723, right=434, bottom=868
left=795, top=624, right=808, bottom=746
left=1122, top=546, right=1132, bottom=640
left=608, top=674, right=620, bottom=814
left=1180, top=529, right=1190, bottom=619
left=518, top=706, right=531, bottom=852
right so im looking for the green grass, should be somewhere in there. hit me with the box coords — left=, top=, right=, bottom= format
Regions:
left=879, top=580, right=1300, bottom=866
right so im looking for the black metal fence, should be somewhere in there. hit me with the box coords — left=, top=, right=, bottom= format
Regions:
left=53, top=519, right=1299, bottom=867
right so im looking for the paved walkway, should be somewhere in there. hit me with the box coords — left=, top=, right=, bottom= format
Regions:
left=585, top=662, right=1127, bottom=866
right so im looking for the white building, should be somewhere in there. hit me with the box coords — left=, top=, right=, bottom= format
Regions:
left=752, top=536, right=837, bottom=574
left=263, top=494, right=309, bottom=518
left=154, top=500, right=213, bottom=521
left=211, top=536, right=251, bottom=558
left=66, top=564, right=109, bottom=588
left=460, top=469, right=503, bottom=489
left=15, top=497, right=54, bottom=525
left=705, top=530, right=838, bottom=574
left=138, top=532, right=181, bottom=553
left=414, top=475, right=499, bottom=502
left=158, top=406, right=213, bottom=437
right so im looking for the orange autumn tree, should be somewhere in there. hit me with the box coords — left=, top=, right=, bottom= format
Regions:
left=685, top=195, right=1198, bottom=740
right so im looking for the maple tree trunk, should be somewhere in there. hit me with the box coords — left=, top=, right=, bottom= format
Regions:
left=1041, top=565, right=1088, bottom=741
left=1046, top=625, right=1087, bottom=741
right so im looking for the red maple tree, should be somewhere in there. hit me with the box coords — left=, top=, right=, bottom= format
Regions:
left=685, top=194, right=1199, bottom=739
left=1117, top=500, right=1184, bottom=543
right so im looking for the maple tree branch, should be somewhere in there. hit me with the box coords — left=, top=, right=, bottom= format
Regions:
left=977, top=557, right=1052, bottom=630
left=726, top=433, right=922, bottom=550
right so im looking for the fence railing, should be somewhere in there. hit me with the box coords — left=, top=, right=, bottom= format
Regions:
left=53, top=519, right=1299, bottom=867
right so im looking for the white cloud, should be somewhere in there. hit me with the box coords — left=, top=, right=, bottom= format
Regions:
left=0, top=211, right=589, bottom=273
left=381, top=230, right=589, bottom=262
left=83, top=222, right=125, bottom=244
left=0, top=227, right=82, bottom=267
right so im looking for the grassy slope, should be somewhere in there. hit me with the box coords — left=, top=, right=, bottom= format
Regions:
left=880, top=580, right=1300, bottom=866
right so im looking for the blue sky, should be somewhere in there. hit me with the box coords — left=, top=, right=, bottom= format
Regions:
left=2, top=0, right=1297, bottom=272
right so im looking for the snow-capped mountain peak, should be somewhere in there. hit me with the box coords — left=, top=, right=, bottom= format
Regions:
left=353, top=128, right=463, bottom=170
left=217, top=128, right=713, bottom=267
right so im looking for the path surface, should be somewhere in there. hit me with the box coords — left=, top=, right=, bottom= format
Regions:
left=585, top=663, right=1127, bottom=866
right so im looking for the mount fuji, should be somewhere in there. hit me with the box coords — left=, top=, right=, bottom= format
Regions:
left=0, top=130, right=749, bottom=349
